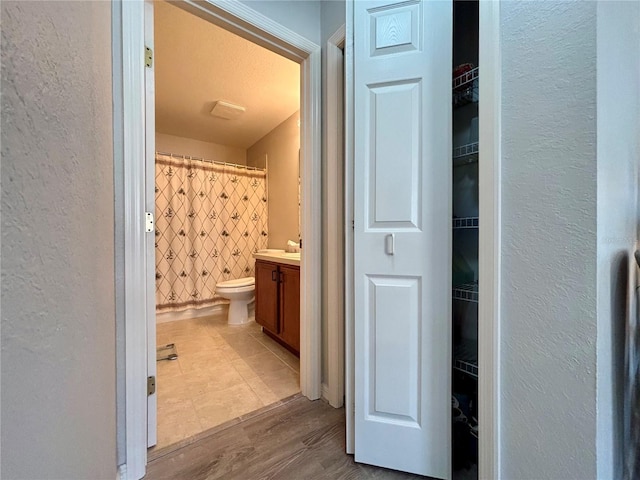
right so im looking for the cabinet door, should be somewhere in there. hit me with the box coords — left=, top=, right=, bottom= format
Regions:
left=279, top=265, right=300, bottom=354
left=255, top=260, right=279, bottom=334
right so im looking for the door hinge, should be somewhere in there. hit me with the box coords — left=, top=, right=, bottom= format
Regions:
left=147, top=376, right=156, bottom=396
left=145, top=46, right=153, bottom=68
left=145, top=212, right=154, bottom=232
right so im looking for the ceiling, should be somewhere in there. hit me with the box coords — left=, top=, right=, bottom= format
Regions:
left=154, top=1, right=300, bottom=149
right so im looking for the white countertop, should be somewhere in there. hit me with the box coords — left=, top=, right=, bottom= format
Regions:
left=253, top=250, right=301, bottom=267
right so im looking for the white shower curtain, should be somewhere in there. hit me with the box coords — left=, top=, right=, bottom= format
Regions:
left=154, top=153, right=268, bottom=312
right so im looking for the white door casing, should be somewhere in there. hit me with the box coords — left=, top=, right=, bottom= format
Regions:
left=478, top=1, right=502, bottom=478
left=325, top=24, right=346, bottom=408
left=353, top=1, right=452, bottom=478
left=118, top=0, right=149, bottom=477
left=345, top=0, right=356, bottom=454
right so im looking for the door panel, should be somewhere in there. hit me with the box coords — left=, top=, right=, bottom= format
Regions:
left=366, top=275, right=421, bottom=421
left=255, top=260, right=279, bottom=334
left=145, top=0, right=157, bottom=449
left=367, top=80, right=421, bottom=229
left=280, top=265, right=301, bottom=353
left=353, top=0, right=452, bottom=478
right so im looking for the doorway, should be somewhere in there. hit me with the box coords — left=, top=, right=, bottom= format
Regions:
left=117, top=1, right=322, bottom=476
left=150, top=0, right=302, bottom=452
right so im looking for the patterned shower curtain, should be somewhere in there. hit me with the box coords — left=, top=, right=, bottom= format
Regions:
left=154, top=153, right=268, bottom=312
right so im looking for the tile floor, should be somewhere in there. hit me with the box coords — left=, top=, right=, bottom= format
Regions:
left=152, top=312, right=300, bottom=450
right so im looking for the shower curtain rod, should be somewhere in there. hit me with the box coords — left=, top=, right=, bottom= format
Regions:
left=156, top=151, right=266, bottom=172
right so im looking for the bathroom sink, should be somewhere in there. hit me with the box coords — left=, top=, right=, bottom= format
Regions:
left=253, top=250, right=300, bottom=266
left=258, top=248, right=285, bottom=254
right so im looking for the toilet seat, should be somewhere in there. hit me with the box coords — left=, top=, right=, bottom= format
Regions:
left=215, top=284, right=254, bottom=294
left=216, top=277, right=255, bottom=288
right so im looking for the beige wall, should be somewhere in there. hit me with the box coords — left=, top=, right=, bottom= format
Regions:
left=248, top=111, right=300, bottom=249
left=156, top=132, right=247, bottom=165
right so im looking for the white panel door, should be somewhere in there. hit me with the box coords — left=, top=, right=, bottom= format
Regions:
left=144, top=0, right=157, bottom=449
left=353, top=1, right=452, bottom=478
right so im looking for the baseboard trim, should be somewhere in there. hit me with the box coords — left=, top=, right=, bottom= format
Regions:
left=321, top=382, right=330, bottom=402
left=117, top=463, right=127, bottom=480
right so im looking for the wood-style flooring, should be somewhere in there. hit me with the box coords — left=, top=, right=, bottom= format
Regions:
left=144, top=394, right=427, bottom=480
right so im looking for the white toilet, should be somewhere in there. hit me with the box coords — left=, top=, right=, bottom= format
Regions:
left=215, top=277, right=255, bottom=325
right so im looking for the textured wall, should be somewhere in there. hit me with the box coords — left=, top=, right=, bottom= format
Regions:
left=1, top=1, right=116, bottom=478
left=500, top=2, right=598, bottom=478
left=156, top=133, right=248, bottom=165
left=247, top=111, right=300, bottom=250
left=596, top=3, right=640, bottom=478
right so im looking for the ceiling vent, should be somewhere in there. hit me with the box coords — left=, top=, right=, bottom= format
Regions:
left=210, top=101, right=246, bottom=120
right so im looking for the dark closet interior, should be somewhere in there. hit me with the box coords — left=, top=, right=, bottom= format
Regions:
left=452, top=1, right=479, bottom=478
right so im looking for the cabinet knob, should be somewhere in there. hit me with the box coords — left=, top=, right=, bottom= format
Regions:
left=272, top=270, right=277, bottom=281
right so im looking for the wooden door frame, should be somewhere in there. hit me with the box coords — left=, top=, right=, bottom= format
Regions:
left=344, top=0, right=502, bottom=477
left=114, top=1, right=321, bottom=478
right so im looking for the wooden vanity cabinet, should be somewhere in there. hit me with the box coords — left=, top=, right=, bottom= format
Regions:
left=255, top=259, right=300, bottom=355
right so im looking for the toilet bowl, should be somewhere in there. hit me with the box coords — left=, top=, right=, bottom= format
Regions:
left=215, top=277, right=255, bottom=325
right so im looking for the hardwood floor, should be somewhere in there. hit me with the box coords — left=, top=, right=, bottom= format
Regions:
left=144, top=394, right=427, bottom=480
